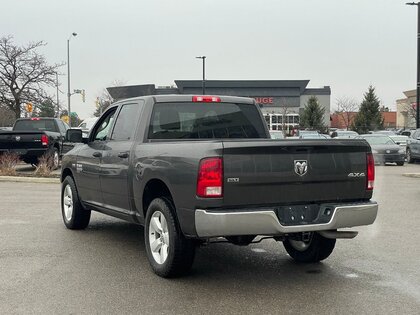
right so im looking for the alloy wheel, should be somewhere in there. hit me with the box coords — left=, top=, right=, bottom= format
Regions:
left=148, top=211, right=170, bottom=264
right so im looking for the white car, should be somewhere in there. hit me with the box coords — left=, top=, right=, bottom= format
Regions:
left=78, top=117, right=98, bottom=135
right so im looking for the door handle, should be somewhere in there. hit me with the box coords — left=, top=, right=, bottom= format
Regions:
left=92, top=151, right=102, bottom=158
left=118, top=152, right=129, bottom=159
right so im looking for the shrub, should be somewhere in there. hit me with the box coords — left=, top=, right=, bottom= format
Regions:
left=0, top=152, right=20, bottom=176
left=34, top=153, right=54, bottom=177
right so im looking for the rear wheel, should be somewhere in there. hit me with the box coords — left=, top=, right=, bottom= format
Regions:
left=396, top=161, right=404, bottom=166
left=49, top=148, right=60, bottom=170
left=61, top=176, right=91, bottom=229
left=145, top=198, right=195, bottom=278
left=283, top=232, right=336, bottom=263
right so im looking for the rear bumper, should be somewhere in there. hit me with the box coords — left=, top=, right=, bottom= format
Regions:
left=195, top=201, right=378, bottom=238
left=373, top=153, right=405, bottom=163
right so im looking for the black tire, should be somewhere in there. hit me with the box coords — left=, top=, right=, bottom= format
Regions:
left=407, top=149, right=414, bottom=164
left=396, top=161, right=404, bottom=166
left=61, top=176, right=91, bottom=230
left=49, top=147, right=60, bottom=170
left=283, top=232, right=336, bottom=263
left=144, top=197, right=195, bottom=278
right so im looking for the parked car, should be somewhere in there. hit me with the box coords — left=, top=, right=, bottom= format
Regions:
left=61, top=94, right=378, bottom=278
left=296, top=130, right=319, bottom=137
left=0, top=127, right=12, bottom=131
left=269, top=131, right=285, bottom=139
left=389, top=135, right=409, bottom=157
left=78, top=117, right=98, bottom=136
left=371, top=130, right=396, bottom=136
left=299, top=133, right=329, bottom=139
left=357, top=134, right=405, bottom=166
left=406, top=128, right=420, bottom=163
left=331, top=130, right=359, bottom=139
left=0, top=117, right=73, bottom=168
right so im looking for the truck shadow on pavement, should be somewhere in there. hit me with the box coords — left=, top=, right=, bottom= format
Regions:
left=83, top=218, right=349, bottom=286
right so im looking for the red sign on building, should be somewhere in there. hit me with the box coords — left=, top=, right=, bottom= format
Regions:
left=254, top=97, right=273, bottom=104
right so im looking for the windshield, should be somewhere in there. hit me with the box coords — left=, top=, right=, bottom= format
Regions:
left=13, top=119, right=56, bottom=132
left=362, top=136, right=395, bottom=145
left=148, top=102, right=267, bottom=139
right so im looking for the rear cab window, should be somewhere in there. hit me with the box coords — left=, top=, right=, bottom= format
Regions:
left=13, top=119, right=57, bottom=132
left=148, top=102, right=267, bottom=140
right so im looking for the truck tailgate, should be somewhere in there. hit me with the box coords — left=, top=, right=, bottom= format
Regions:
left=0, top=131, right=45, bottom=150
left=222, top=139, right=372, bottom=207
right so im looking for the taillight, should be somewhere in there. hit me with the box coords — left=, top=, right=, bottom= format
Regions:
left=41, top=134, right=49, bottom=146
left=192, top=96, right=221, bottom=103
left=31, top=118, right=40, bottom=121
left=196, top=157, right=223, bottom=198
left=367, top=153, right=375, bottom=190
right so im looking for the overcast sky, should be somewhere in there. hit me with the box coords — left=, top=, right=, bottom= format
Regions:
left=0, top=0, right=416, bottom=119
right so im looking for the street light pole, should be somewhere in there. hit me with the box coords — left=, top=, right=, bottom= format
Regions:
left=407, top=2, right=420, bottom=128
left=55, top=72, right=60, bottom=118
left=196, top=56, right=206, bottom=94
left=67, top=32, right=77, bottom=126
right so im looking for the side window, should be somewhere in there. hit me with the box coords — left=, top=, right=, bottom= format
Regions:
left=110, top=103, right=142, bottom=141
left=57, top=120, right=66, bottom=134
left=91, top=108, right=116, bottom=141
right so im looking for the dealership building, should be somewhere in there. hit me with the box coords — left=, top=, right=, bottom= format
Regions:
left=107, top=80, right=331, bottom=132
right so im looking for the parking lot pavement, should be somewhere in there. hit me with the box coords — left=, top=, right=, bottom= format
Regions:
left=1, top=164, right=420, bottom=314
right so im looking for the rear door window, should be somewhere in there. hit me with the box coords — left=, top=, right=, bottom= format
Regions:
left=148, top=102, right=267, bottom=139
left=110, top=103, right=142, bottom=141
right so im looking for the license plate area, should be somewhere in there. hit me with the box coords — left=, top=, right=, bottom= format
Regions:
left=275, top=204, right=333, bottom=226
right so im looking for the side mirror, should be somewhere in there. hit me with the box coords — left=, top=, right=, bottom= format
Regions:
left=395, top=142, right=401, bottom=145
left=66, top=129, right=83, bottom=143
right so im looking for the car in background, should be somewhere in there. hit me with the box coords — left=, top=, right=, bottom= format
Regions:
left=370, top=130, right=396, bottom=136
left=389, top=135, right=409, bottom=157
left=296, top=130, right=319, bottom=137
left=299, top=133, right=329, bottom=139
left=399, top=129, right=416, bottom=137
left=331, top=130, right=359, bottom=139
left=78, top=117, right=98, bottom=136
left=406, top=128, right=420, bottom=163
left=358, top=134, right=405, bottom=166
left=0, top=127, right=12, bottom=131
left=269, top=131, right=285, bottom=139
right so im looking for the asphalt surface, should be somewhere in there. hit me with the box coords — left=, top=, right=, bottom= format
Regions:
left=1, top=164, right=420, bottom=314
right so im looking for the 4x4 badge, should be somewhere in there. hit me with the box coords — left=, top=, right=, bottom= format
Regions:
left=294, top=160, right=308, bottom=176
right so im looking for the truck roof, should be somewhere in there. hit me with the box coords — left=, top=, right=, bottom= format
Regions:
left=114, top=94, right=256, bottom=105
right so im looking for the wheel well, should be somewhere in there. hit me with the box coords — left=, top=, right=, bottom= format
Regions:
left=61, top=168, right=73, bottom=182
left=142, top=179, right=174, bottom=216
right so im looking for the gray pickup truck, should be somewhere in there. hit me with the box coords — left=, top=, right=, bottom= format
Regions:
left=61, top=95, right=378, bottom=277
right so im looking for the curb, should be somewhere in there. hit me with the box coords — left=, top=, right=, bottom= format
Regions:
left=402, top=173, right=420, bottom=178
left=0, top=176, right=60, bottom=184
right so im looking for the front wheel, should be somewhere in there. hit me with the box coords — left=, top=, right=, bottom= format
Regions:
left=61, top=176, right=91, bottom=229
left=283, top=232, right=336, bottom=263
left=396, top=161, right=404, bottom=166
left=145, top=198, right=195, bottom=278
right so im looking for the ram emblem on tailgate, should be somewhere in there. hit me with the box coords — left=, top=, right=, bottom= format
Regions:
left=294, top=160, right=308, bottom=176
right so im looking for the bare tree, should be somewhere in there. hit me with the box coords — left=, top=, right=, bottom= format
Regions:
left=401, top=102, right=417, bottom=127
left=0, top=105, right=15, bottom=126
left=335, top=96, right=359, bottom=130
left=93, top=79, right=126, bottom=117
left=0, top=36, right=63, bottom=119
